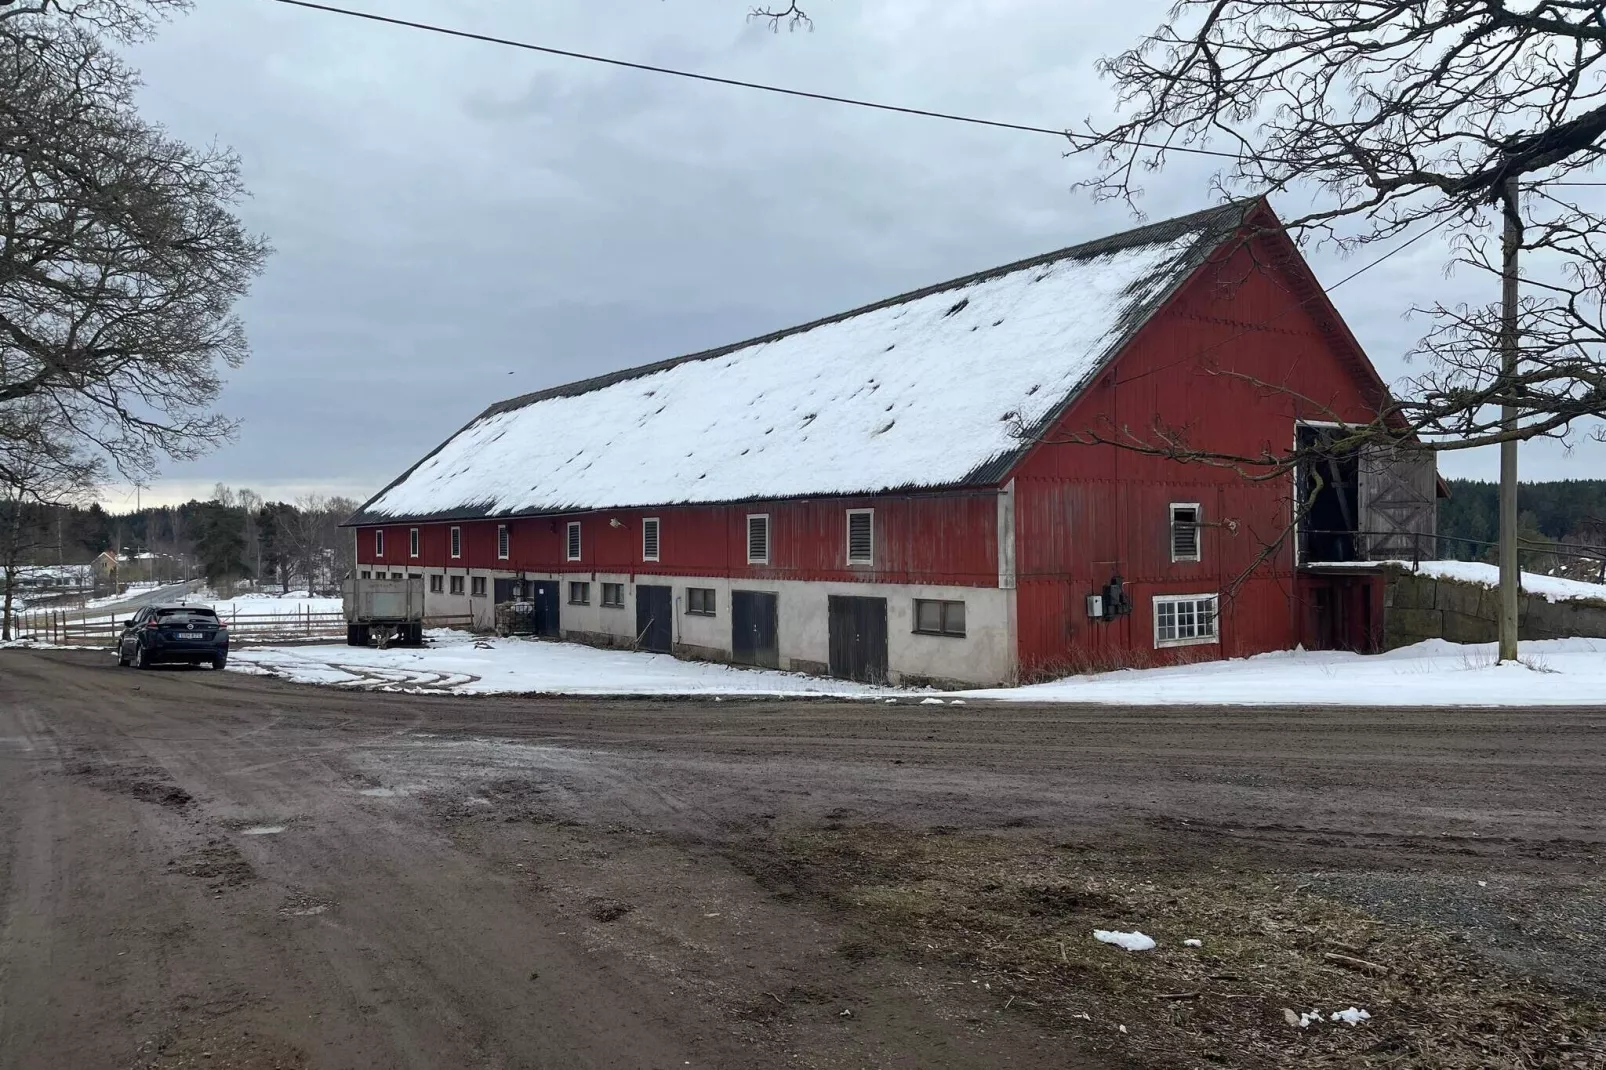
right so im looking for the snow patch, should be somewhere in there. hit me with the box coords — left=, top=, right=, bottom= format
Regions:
left=1183, top=938, right=1202, bottom=948
left=1331, top=1007, right=1372, bottom=1026
left=241, top=825, right=286, bottom=836
left=1093, top=930, right=1156, bottom=952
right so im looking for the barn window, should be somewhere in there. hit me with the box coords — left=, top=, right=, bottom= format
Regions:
left=746, top=514, right=770, bottom=565
left=568, top=581, right=590, bottom=605
left=360, top=570, right=371, bottom=580
left=686, top=587, right=716, bottom=616
left=449, top=575, right=464, bottom=595
left=601, top=582, right=625, bottom=608
left=567, top=521, right=582, bottom=562
left=497, top=524, right=510, bottom=560
left=846, top=509, right=874, bottom=565
left=1153, top=594, right=1218, bottom=648
left=642, top=517, right=660, bottom=562
left=429, top=574, right=443, bottom=593
left=913, top=599, right=966, bottom=637
left=409, top=528, right=419, bottom=558
left=1170, top=503, right=1201, bottom=562
left=471, top=576, right=487, bottom=597
left=450, top=526, right=462, bottom=559
left=391, top=572, right=403, bottom=581
left=374, top=530, right=384, bottom=557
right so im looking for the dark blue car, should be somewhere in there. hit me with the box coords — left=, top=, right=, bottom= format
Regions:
left=117, top=604, right=229, bottom=670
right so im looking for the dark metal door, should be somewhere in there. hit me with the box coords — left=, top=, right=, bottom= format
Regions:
left=528, top=580, right=561, bottom=638
left=636, top=584, right=673, bottom=654
left=493, top=578, right=515, bottom=604
left=828, top=595, right=888, bottom=683
left=731, top=591, right=779, bottom=669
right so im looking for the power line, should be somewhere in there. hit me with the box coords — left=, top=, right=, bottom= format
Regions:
left=264, top=0, right=1250, bottom=162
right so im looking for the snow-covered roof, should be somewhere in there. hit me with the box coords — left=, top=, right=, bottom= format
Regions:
left=350, top=200, right=1257, bottom=525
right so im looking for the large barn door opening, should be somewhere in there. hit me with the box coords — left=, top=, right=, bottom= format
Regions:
left=731, top=590, right=780, bottom=669
left=1358, top=444, right=1437, bottom=560
left=1296, top=425, right=1361, bottom=563
left=828, top=595, right=888, bottom=684
left=635, top=584, right=673, bottom=654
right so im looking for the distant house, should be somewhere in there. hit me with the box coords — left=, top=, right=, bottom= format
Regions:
left=345, top=199, right=1435, bottom=686
left=91, top=551, right=118, bottom=591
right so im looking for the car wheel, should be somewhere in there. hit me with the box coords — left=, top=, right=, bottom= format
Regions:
left=212, top=653, right=227, bottom=671
left=117, top=644, right=129, bottom=668
left=132, top=644, right=148, bottom=670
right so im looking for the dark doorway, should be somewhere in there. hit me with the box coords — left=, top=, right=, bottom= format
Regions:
left=731, top=591, right=780, bottom=669
left=1303, top=575, right=1379, bottom=653
left=828, top=595, right=888, bottom=683
left=1297, top=425, right=1361, bottom=562
left=636, top=584, right=673, bottom=654
left=493, top=578, right=517, bottom=604
left=527, top=580, right=561, bottom=638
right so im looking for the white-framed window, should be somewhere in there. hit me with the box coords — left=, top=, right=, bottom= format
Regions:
left=846, top=509, right=874, bottom=566
left=1153, top=593, right=1219, bottom=648
left=566, top=521, right=582, bottom=562
left=642, top=517, right=660, bottom=562
left=497, top=524, right=510, bottom=560
left=449, top=526, right=462, bottom=559
left=1170, top=503, right=1201, bottom=562
left=374, top=529, right=384, bottom=557
left=409, top=528, right=420, bottom=558
left=746, top=513, right=770, bottom=565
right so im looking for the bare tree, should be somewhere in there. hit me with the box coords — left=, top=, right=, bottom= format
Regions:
left=0, top=404, right=100, bottom=638
left=0, top=0, right=270, bottom=478
left=749, top=3, right=811, bottom=32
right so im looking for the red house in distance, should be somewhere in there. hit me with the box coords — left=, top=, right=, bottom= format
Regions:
left=345, top=199, right=1436, bottom=686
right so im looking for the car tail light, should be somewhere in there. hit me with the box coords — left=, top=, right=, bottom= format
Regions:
left=216, top=622, right=227, bottom=630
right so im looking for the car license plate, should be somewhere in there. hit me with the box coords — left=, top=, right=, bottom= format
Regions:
left=177, top=631, right=202, bottom=639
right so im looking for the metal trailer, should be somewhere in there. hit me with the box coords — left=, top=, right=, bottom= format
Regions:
left=342, top=576, right=426, bottom=647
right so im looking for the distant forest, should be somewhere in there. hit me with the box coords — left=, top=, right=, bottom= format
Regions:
left=1436, top=479, right=1606, bottom=571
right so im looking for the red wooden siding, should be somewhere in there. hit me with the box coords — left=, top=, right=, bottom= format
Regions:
left=357, top=491, right=999, bottom=588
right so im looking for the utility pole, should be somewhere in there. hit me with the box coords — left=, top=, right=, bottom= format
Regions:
left=1497, top=175, right=1522, bottom=663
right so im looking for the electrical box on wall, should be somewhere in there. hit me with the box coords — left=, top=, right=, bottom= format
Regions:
left=1086, top=594, right=1105, bottom=619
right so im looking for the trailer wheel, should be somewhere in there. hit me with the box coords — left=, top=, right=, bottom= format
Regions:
left=346, top=624, right=370, bottom=647
left=405, top=622, right=424, bottom=647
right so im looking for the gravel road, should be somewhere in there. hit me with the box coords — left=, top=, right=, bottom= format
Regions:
left=2, top=648, right=1602, bottom=1069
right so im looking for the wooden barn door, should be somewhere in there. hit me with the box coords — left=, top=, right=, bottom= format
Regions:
left=635, top=584, right=673, bottom=654
left=1358, top=445, right=1436, bottom=560
left=731, top=591, right=779, bottom=669
left=828, top=595, right=888, bottom=684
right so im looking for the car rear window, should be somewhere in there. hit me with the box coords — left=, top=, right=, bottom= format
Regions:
left=156, top=607, right=218, bottom=619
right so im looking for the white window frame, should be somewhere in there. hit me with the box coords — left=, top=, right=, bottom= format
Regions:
left=409, top=527, right=420, bottom=558
left=449, top=526, right=462, bottom=559
left=642, top=517, right=660, bottom=562
left=1153, top=593, right=1219, bottom=649
left=846, top=508, right=874, bottom=566
left=1169, top=503, right=1202, bottom=563
left=374, top=529, right=384, bottom=557
left=497, top=524, right=510, bottom=561
left=566, top=521, right=582, bottom=562
left=746, top=513, right=770, bottom=566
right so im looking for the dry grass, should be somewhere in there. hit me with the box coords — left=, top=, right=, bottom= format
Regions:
left=773, top=825, right=1606, bottom=1069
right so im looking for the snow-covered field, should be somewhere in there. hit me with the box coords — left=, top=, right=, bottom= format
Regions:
left=1318, top=559, right=1606, bottom=603
left=221, top=630, right=1606, bottom=706
left=205, top=593, right=343, bottom=618
left=228, top=631, right=896, bottom=697
left=966, top=637, right=1606, bottom=706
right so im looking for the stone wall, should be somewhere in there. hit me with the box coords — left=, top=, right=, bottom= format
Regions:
left=1382, top=565, right=1606, bottom=649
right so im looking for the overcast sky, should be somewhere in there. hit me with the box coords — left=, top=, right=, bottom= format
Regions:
left=110, top=0, right=1604, bottom=510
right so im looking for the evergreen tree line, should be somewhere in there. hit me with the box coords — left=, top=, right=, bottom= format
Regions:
left=1436, top=479, right=1606, bottom=575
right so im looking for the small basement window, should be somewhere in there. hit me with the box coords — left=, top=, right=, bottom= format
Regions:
left=497, top=524, right=510, bottom=560
left=686, top=587, right=716, bottom=616
left=375, top=530, right=384, bottom=557
left=569, top=581, right=590, bottom=605
left=567, top=521, right=582, bottom=562
left=391, top=573, right=404, bottom=581
left=1170, top=503, right=1201, bottom=562
left=914, top=599, right=966, bottom=637
left=449, top=575, right=464, bottom=595
left=360, top=570, right=371, bottom=580
left=429, top=574, right=443, bottom=593
left=1154, top=594, right=1219, bottom=648
left=471, top=576, right=486, bottom=597
left=642, top=517, right=660, bottom=562
left=450, top=526, right=462, bottom=559
left=408, top=573, right=421, bottom=581
left=847, top=509, right=874, bottom=566
left=601, top=582, right=625, bottom=608
left=746, top=514, right=770, bottom=565
left=409, top=528, right=420, bottom=558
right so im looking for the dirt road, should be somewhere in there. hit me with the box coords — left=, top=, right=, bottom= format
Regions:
left=2, top=649, right=1603, bottom=1069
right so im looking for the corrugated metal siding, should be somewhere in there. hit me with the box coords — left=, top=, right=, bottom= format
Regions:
left=356, top=492, right=998, bottom=588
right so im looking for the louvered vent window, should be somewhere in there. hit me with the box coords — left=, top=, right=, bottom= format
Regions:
left=409, top=528, right=420, bottom=558
left=746, top=514, right=770, bottom=565
left=1170, top=504, right=1201, bottom=562
left=566, top=521, right=582, bottom=562
left=497, top=524, right=509, bottom=560
left=449, top=527, right=461, bottom=559
left=642, top=517, right=660, bottom=562
left=847, top=510, right=874, bottom=565
left=374, top=530, right=384, bottom=557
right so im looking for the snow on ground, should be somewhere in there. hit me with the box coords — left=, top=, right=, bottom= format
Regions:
left=966, top=637, right=1606, bottom=707
left=1314, top=559, right=1606, bottom=603
left=205, top=594, right=342, bottom=618
left=228, top=630, right=894, bottom=698
left=1093, top=930, right=1156, bottom=952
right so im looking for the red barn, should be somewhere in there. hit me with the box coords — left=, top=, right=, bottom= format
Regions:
left=345, top=199, right=1435, bottom=686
